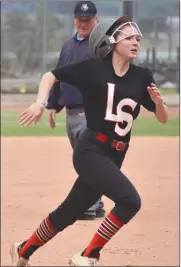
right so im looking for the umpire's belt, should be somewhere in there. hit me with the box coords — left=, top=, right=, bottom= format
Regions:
left=95, top=132, right=128, bottom=152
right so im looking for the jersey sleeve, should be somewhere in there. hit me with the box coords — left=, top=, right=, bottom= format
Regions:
left=51, top=59, right=93, bottom=92
left=141, top=68, right=156, bottom=112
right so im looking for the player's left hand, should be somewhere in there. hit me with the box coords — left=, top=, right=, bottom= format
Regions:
left=147, top=83, right=164, bottom=105
left=19, top=102, right=44, bottom=127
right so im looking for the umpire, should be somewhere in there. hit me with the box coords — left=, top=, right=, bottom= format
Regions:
left=46, top=1, right=105, bottom=220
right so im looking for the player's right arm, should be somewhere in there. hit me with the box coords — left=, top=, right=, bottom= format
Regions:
left=19, top=72, right=59, bottom=127
left=19, top=58, right=94, bottom=127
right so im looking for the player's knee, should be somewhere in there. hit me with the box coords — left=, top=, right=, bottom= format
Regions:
left=122, top=190, right=141, bottom=214
left=129, top=193, right=141, bottom=214
left=124, top=194, right=141, bottom=218
left=113, top=192, right=141, bottom=223
left=127, top=193, right=141, bottom=222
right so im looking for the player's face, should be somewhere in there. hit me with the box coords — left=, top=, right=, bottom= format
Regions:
left=74, top=17, right=97, bottom=38
left=114, top=25, right=141, bottom=60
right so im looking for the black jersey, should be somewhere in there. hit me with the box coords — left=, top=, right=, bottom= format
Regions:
left=51, top=57, right=156, bottom=143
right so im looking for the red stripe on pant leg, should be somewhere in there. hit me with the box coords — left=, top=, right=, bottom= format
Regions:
left=107, top=212, right=124, bottom=228
left=41, top=222, right=53, bottom=238
left=103, top=220, right=118, bottom=234
left=38, top=225, right=49, bottom=242
left=45, top=217, right=57, bottom=234
left=18, top=217, right=58, bottom=258
left=99, top=225, right=113, bottom=238
left=83, top=212, right=124, bottom=257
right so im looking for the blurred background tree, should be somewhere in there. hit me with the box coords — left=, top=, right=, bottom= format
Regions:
left=1, top=1, right=64, bottom=75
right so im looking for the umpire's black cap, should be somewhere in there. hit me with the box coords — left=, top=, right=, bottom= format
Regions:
left=74, top=1, right=97, bottom=18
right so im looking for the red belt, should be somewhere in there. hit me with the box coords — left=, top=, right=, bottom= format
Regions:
left=96, top=132, right=127, bottom=152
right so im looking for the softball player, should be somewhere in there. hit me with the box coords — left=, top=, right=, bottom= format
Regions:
left=11, top=16, right=168, bottom=266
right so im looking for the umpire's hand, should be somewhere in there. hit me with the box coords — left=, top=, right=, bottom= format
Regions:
left=48, top=109, right=56, bottom=128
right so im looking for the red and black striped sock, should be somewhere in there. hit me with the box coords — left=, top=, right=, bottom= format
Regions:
left=18, top=216, right=57, bottom=259
left=83, top=212, right=124, bottom=258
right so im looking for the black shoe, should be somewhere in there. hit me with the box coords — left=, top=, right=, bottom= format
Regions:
left=78, top=212, right=96, bottom=220
left=96, top=208, right=106, bottom=218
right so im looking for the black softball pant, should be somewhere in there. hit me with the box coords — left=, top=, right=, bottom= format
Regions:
left=49, top=132, right=141, bottom=231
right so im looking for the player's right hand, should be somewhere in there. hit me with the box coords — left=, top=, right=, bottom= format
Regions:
left=19, top=103, right=44, bottom=127
left=48, top=109, right=56, bottom=128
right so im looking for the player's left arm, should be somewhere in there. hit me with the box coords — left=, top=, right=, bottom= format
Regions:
left=147, top=83, right=168, bottom=123
left=141, top=69, right=168, bottom=124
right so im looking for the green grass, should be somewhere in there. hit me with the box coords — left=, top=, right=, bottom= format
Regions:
left=1, top=111, right=179, bottom=137
left=132, top=116, right=179, bottom=136
left=1, top=111, right=67, bottom=136
left=159, top=88, right=179, bottom=95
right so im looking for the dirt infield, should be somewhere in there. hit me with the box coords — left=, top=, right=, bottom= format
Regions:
left=1, top=137, right=179, bottom=266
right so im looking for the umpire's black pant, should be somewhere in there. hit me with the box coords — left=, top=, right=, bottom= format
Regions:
left=49, top=129, right=141, bottom=231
